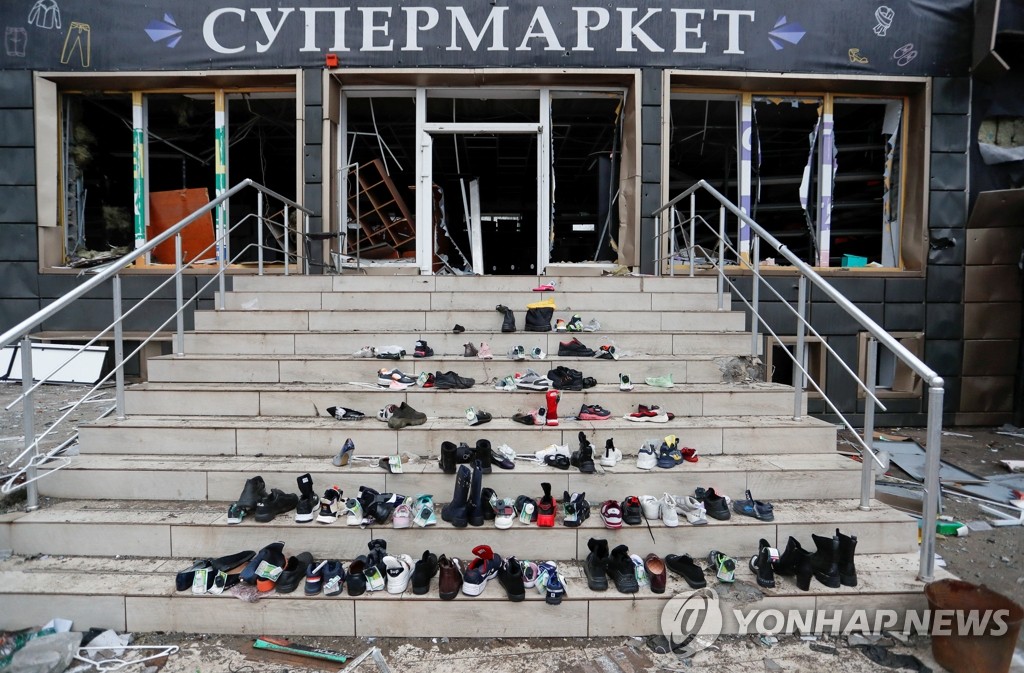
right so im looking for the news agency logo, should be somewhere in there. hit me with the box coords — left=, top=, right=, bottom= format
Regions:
left=660, top=598, right=1015, bottom=654
left=659, top=589, right=724, bottom=657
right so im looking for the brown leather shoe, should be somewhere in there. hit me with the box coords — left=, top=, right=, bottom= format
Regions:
left=438, top=554, right=462, bottom=600
left=645, top=553, right=667, bottom=594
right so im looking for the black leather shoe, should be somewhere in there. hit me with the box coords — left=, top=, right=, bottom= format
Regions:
left=411, top=550, right=438, bottom=595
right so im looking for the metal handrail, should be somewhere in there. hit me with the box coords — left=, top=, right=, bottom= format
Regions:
left=652, top=179, right=945, bottom=584
left=0, top=180, right=315, bottom=506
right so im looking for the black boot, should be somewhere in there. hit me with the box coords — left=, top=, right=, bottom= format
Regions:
left=749, top=538, right=776, bottom=588
left=574, top=432, right=595, bottom=473
left=772, top=536, right=804, bottom=576
left=438, top=441, right=457, bottom=474
left=441, top=465, right=471, bottom=527
left=496, top=304, right=516, bottom=333
left=584, top=538, right=609, bottom=591
left=810, top=532, right=841, bottom=588
left=836, top=528, right=858, bottom=587
left=467, top=460, right=485, bottom=527
left=475, top=439, right=493, bottom=474
left=607, top=544, right=639, bottom=594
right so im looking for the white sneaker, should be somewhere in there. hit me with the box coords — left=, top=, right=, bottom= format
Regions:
left=494, top=376, right=516, bottom=391
left=508, top=345, right=526, bottom=361
left=636, top=440, right=658, bottom=469
left=639, top=495, right=660, bottom=520
left=660, top=493, right=680, bottom=527
left=352, top=346, right=376, bottom=358
left=497, top=444, right=517, bottom=462
left=619, top=374, right=634, bottom=391
left=673, top=495, right=708, bottom=526
left=535, top=444, right=570, bottom=461
left=599, top=440, right=622, bottom=467
left=384, top=554, right=414, bottom=594
left=583, top=319, right=601, bottom=332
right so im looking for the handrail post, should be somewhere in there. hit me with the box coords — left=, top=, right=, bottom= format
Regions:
left=20, top=336, right=38, bottom=511
left=304, top=211, right=311, bottom=275
left=217, top=222, right=227, bottom=311
left=919, top=384, right=945, bottom=582
left=257, top=191, right=264, bottom=276
left=284, top=204, right=291, bottom=276
left=860, top=337, right=878, bottom=510
left=654, top=215, right=661, bottom=277
left=174, top=234, right=185, bottom=356
left=688, top=195, right=696, bottom=278
left=793, top=275, right=807, bottom=420
left=717, top=206, right=725, bottom=310
left=112, top=275, right=126, bottom=419
left=750, top=235, right=760, bottom=358
left=668, top=210, right=677, bottom=278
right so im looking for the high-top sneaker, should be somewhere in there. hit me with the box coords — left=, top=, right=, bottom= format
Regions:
left=562, top=491, right=590, bottom=527
left=537, top=482, right=556, bottom=527
left=749, top=538, right=776, bottom=588
left=315, top=486, right=343, bottom=524
left=294, top=473, right=317, bottom=523
left=836, top=528, right=858, bottom=587
left=466, top=460, right=485, bottom=527
left=600, top=438, right=622, bottom=467
left=607, top=544, right=639, bottom=593
left=413, top=339, right=434, bottom=358
left=545, top=389, right=560, bottom=426
left=584, top=538, right=610, bottom=590
left=441, top=465, right=472, bottom=528
left=810, top=532, right=841, bottom=588
left=572, top=432, right=596, bottom=473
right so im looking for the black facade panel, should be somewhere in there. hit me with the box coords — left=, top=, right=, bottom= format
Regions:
left=929, top=153, right=968, bottom=191
left=0, top=71, right=33, bottom=108
left=641, top=144, right=661, bottom=186
left=641, top=69, right=661, bottom=108
left=641, top=183, right=661, bottom=220
left=925, top=302, right=963, bottom=340
left=931, top=78, right=971, bottom=114
left=304, top=105, right=323, bottom=145
left=926, top=265, right=964, bottom=302
left=641, top=106, right=661, bottom=145
left=811, top=277, right=885, bottom=303
left=884, top=277, right=926, bottom=302
left=304, top=145, right=322, bottom=183
left=927, top=227, right=966, bottom=266
left=0, top=110, right=34, bottom=146
left=0, top=223, right=38, bottom=261
left=924, top=338, right=963, bottom=375
left=883, top=301, right=925, bottom=331
left=931, top=114, right=969, bottom=153
left=756, top=276, right=803, bottom=304
left=752, top=301, right=796, bottom=336
left=39, top=298, right=184, bottom=332
left=940, top=376, right=960, bottom=414
left=928, top=190, right=968, bottom=228
left=304, top=183, right=322, bottom=214
left=303, top=70, right=322, bottom=106
left=0, top=299, right=41, bottom=332
left=809, top=302, right=884, bottom=336
left=823, top=336, right=858, bottom=411
left=0, top=186, right=36, bottom=223
left=37, top=273, right=196, bottom=302
left=0, top=148, right=35, bottom=185
left=0, top=261, right=38, bottom=299
left=639, top=216, right=655, bottom=274
left=872, top=398, right=927, bottom=416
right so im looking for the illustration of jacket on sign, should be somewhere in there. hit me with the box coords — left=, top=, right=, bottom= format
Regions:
left=5, top=27, right=27, bottom=57
left=28, top=0, right=61, bottom=30
left=61, top=21, right=90, bottom=68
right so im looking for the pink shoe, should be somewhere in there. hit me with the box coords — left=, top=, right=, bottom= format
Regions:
left=533, top=282, right=555, bottom=292
left=478, top=342, right=493, bottom=359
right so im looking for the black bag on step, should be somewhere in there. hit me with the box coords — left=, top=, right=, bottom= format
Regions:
left=525, top=307, right=553, bottom=332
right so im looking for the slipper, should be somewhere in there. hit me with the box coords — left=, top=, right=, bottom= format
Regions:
left=544, top=454, right=571, bottom=470
left=733, top=489, right=774, bottom=521
left=532, top=282, right=555, bottom=292
left=332, top=438, right=356, bottom=467
left=466, top=407, right=493, bottom=427
left=413, top=494, right=436, bottom=527
left=326, top=406, right=365, bottom=421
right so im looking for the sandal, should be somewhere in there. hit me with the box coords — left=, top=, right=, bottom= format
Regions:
left=733, top=489, right=774, bottom=521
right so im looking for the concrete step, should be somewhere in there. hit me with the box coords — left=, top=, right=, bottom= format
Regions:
left=145, top=354, right=740, bottom=385
left=79, top=414, right=836, bottom=458
left=37, top=452, right=859, bottom=503
left=183, top=330, right=755, bottom=356
left=218, top=290, right=732, bottom=313
left=229, top=274, right=722, bottom=295
left=2, top=498, right=915, bottom=561
left=192, top=309, right=747, bottom=334
left=0, top=550, right=946, bottom=637
left=121, top=381, right=802, bottom=418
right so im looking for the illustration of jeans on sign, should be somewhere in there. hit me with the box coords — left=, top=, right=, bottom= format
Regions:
left=5, top=27, right=27, bottom=57
left=28, top=0, right=61, bottom=29
left=60, top=21, right=90, bottom=67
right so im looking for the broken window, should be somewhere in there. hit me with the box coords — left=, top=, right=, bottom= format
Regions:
left=669, top=90, right=906, bottom=269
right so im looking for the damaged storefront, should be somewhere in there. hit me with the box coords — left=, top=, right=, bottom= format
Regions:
left=4, top=0, right=1023, bottom=423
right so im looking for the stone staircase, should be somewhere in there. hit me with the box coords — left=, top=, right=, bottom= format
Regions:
left=0, top=274, right=937, bottom=637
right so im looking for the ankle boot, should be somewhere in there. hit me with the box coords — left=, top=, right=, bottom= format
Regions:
left=440, top=464, right=471, bottom=528
left=438, top=441, right=457, bottom=474
left=475, top=439, right=492, bottom=474
left=545, top=389, right=560, bottom=427
left=836, top=528, right=858, bottom=587
left=772, top=536, right=804, bottom=576
left=810, top=532, right=841, bottom=588
left=584, top=538, right=609, bottom=591
left=496, top=304, right=516, bottom=332
left=466, top=460, right=485, bottom=527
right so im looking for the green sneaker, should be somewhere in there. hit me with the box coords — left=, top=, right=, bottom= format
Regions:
left=708, top=550, right=735, bottom=583
left=645, top=373, right=674, bottom=388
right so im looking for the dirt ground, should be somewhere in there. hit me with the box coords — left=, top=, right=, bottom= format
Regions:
left=2, top=382, right=1024, bottom=672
